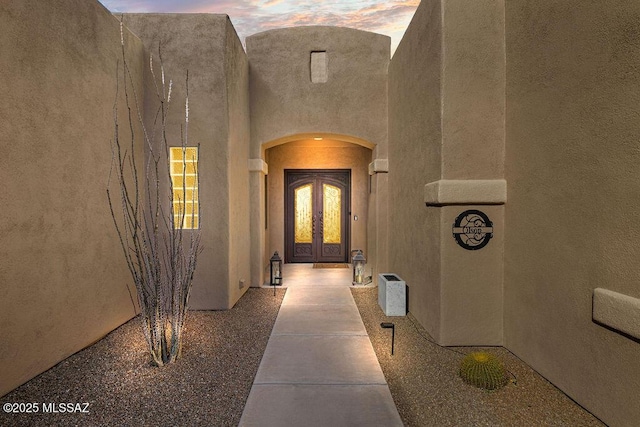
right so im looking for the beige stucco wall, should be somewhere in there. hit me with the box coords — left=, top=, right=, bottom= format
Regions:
left=505, top=1, right=640, bottom=424
left=247, top=26, right=389, bottom=282
left=0, top=0, right=144, bottom=396
left=388, top=0, right=442, bottom=338
left=367, top=170, right=389, bottom=284
left=224, top=20, right=252, bottom=306
left=124, top=14, right=251, bottom=310
left=246, top=26, right=390, bottom=154
left=266, top=140, right=371, bottom=271
left=441, top=1, right=505, bottom=179
left=388, top=0, right=505, bottom=345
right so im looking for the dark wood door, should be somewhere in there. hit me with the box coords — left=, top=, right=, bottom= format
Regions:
left=285, top=170, right=350, bottom=263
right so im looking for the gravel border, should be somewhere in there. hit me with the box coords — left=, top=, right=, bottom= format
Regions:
left=0, top=288, right=285, bottom=427
left=351, top=287, right=606, bottom=427
left=1, top=286, right=607, bottom=426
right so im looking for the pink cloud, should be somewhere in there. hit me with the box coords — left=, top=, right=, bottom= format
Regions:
left=263, top=0, right=285, bottom=7
left=98, top=0, right=420, bottom=53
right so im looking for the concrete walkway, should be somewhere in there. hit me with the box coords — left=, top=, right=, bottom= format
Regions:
left=240, top=264, right=403, bottom=426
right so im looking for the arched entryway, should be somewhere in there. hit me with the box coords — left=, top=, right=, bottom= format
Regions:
left=264, top=134, right=372, bottom=266
left=248, top=132, right=388, bottom=288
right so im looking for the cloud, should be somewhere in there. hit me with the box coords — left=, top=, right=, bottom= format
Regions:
left=262, top=0, right=285, bottom=7
left=233, top=0, right=419, bottom=52
left=99, top=0, right=192, bottom=12
left=97, top=0, right=419, bottom=53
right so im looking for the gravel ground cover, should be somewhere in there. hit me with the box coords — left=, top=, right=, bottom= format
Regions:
left=2, top=286, right=607, bottom=427
left=351, top=287, right=606, bottom=427
left=0, top=288, right=285, bottom=427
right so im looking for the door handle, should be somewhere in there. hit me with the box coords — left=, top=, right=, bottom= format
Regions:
left=312, top=215, right=316, bottom=237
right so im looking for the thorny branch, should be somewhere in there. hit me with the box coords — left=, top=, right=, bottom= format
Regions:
left=107, top=18, right=201, bottom=366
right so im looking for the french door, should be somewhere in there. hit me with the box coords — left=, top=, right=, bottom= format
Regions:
left=285, top=170, right=350, bottom=263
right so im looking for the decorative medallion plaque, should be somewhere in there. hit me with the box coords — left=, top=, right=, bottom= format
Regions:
left=452, top=210, right=493, bottom=250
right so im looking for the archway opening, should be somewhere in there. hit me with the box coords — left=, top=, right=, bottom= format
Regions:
left=263, top=134, right=373, bottom=265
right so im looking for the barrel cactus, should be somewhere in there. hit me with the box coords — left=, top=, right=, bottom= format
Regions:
left=459, top=351, right=508, bottom=391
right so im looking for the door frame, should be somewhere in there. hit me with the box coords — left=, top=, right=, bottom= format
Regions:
left=284, top=169, right=351, bottom=263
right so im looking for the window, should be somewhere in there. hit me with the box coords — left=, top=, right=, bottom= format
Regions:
left=170, top=146, right=199, bottom=229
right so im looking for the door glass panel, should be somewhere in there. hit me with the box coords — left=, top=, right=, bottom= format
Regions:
left=294, top=184, right=313, bottom=243
left=323, top=184, right=341, bottom=244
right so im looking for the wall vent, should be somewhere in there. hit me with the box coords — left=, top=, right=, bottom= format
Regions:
left=310, top=51, right=328, bottom=83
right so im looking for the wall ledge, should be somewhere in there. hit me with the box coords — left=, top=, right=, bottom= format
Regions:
left=593, top=288, right=640, bottom=341
left=424, top=179, right=507, bottom=206
left=248, top=159, right=268, bottom=174
left=369, top=159, right=389, bottom=175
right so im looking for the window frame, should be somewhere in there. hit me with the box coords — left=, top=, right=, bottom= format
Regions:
left=169, top=146, right=199, bottom=230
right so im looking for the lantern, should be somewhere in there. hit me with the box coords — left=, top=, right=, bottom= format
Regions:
left=270, top=251, right=283, bottom=286
left=352, top=250, right=366, bottom=285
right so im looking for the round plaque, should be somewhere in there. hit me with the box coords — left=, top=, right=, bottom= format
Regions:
left=452, top=210, right=494, bottom=250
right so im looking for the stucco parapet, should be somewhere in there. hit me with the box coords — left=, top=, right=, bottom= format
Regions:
left=369, top=159, right=389, bottom=175
left=593, top=288, right=640, bottom=341
left=424, top=179, right=506, bottom=206
left=248, top=159, right=268, bottom=175
left=246, top=25, right=391, bottom=45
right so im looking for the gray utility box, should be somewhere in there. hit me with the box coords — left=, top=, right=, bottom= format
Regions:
left=378, top=274, right=406, bottom=316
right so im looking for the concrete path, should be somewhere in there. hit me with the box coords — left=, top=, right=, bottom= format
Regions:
left=240, top=264, right=403, bottom=426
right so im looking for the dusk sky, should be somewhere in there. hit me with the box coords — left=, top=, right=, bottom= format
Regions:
left=97, top=0, right=420, bottom=54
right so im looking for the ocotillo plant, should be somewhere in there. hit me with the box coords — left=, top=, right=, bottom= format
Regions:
left=107, top=19, right=201, bottom=366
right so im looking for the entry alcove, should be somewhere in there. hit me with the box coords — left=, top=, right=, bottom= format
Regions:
left=264, top=137, right=372, bottom=265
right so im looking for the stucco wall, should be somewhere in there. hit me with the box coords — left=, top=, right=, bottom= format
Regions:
left=0, top=0, right=144, bottom=396
left=224, top=19, right=252, bottom=307
left=247, top=26, right=390, bottom=153
left=247, top=26, right=389, bottom=281
left=124, top=14, right=251, bottom=310
left=441, top=1, right=505, bottom=179
left=266, top=140, right=371, bottom=270
left=505, top=1, right=640, bottom=424
left=366, top=171, right=389, bottom=284
left=388, top=0, right=443, bottom=338
left=388, top=0, right=505, bottom=345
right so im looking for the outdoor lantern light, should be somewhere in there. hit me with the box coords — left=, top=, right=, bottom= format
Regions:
left=352, top=250, right=366, bottom=285
left=381, top=322, right=395, bottom=355
left=270, top=251, right=283, bottom=286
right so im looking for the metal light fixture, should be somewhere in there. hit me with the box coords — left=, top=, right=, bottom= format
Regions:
left=352, top=250, right=366, bottom=285
left=270, top=251, right=283, bottom=286
left=381, top=322, right=395, bottom=355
